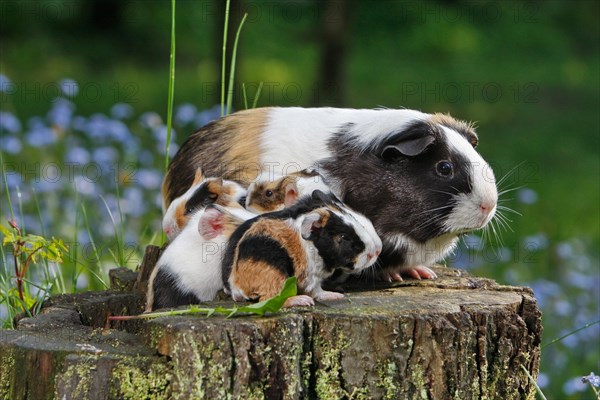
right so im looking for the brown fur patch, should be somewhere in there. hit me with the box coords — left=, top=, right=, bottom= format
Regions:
left=231, top=259, right=288, bottom=301
left=430, top=113, right=478, bottom=147
left=247, top=176, right=296, bottom=213
left=162, top=108, right=271, bottom=209
left=174, top=204, right=187, bottom=232
left=238, top=219, right=308, bottom=287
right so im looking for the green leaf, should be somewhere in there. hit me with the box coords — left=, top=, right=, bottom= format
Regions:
left=109, top=277, right=299, bottom=321
left=235, top=276, right=297, bottom=316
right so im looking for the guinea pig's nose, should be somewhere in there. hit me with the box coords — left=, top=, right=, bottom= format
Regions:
left=480, top=202, right=496, bottom=215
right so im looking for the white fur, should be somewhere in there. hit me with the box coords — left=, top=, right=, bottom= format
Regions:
left=259, top=108, right=428, bottom=176
left=384, top=232, right=459, bottom=268
left=441, top=127, right=498, bottom=233
left=155, top=206, right=254, bottom=304
left=162, top=178, right=247, bottom=240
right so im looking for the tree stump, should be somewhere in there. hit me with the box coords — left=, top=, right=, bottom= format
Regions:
left=0, top=247, right=542, bottom=399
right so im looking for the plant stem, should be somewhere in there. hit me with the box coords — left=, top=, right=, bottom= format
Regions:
left=221, top=0, right=231, bottom=116
left=164, top=0, right=176, bottom=172
left=226, top=13, right=248, bottom=115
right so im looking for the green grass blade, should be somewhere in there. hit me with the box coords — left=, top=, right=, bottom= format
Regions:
left=226, top=12, right=248, bottom=115
left=164, top=0, right=176, bottom=172
left=251, top=81, right=264, bottom=109
left=520, top=365, right=547, bottom=400
left=80, top=202, right=108, bottom=289
left=242, top=83, right=248, bottom=109
left=0, top=150, right=15, bottom=220
left=541, top=319, right=600, bottom=349
left=220, top=0, right=231, bottom=116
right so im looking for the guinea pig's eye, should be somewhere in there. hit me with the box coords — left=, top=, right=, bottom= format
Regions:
left=265, top=190, right=273, bottom=197
left=436, top=161, right=454, bottom=177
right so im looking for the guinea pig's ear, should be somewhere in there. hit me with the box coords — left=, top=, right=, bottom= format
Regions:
left=382, top=135, right=435, bottom=159
left=300, top=210, right=327, bottom=240
left=311, top=189, right=329, bottom=204
left=283, top=181, right=299, bottom=207
left=192, top=167, right=205, bottom=185
left=198, top=207, right=224, bottom=240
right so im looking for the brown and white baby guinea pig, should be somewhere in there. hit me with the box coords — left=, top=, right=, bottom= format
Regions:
left=222, top=190, right=383, bottom=307
left=245, top=169, right=331, bottom=214
left=162, top=167, right=247, bottom=240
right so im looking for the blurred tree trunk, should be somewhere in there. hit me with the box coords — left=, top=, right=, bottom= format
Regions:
left=315, top=0, right=351, bottom=106
left=214, top=0, right=244, bottom=111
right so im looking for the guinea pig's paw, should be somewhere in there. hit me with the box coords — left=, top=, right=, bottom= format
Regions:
left=284, top=295, right=315, bottom=308
left=401, top=265, right=438, bottom=280
left=315, top=290, right=345, bottom=302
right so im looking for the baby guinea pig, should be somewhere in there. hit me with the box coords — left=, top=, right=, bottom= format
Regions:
left=147, top=198, right=256, bottom=311
left=245, top=168, right=330, bottom=213
left=162, top=167, right=247, bottom=240
left=222, top=190, right=383, bottom=307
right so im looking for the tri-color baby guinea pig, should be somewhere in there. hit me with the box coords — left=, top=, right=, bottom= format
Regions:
left=222, top=190, right=383, bottom=307
left=147, top=198, right=256, bottom=311
left=162, top=167, right=247, bottom=240
left=163, top=107, right=498, bottom=282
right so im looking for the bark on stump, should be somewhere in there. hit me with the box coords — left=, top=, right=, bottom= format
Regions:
left=0, top=248, right=542, bottom=399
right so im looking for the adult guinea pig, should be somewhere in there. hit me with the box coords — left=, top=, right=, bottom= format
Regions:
left=162, top=167, right=246, bottom=240
left=222, top=190, right=383, bottom=307
left=163, top=107, right=498, bottom=281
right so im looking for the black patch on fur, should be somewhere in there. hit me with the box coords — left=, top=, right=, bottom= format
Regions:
left=184, top=182, right=218, bottom=215
left=222, top=190, right=351, bottom=289
left=152, top=268, right=200, bottom=310
left=237, top=235, right=295, bottom=277
left=305, top=212, right=365, bottom=273
left=322, top=119, right=473, bottom=249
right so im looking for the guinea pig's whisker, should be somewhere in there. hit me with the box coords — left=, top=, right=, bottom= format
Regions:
left=412, top=204, right=455, bottom=217
left=495, top=161, right=526, bottom=187
left=496, top=205, right=521, bottom=216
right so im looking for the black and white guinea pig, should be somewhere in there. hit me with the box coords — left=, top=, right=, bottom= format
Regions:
left=162, top=167, right=247, bottom=240
left=147, top=200, right=256, bottom=311
left=245, top=168, right=330, bottom=214
left=222, top=190, right=383, bottom=307
left=163, top=107, right=498, bottom=281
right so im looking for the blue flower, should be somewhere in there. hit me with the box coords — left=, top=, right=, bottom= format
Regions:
left=517, top=188, right=538, bottom=205
left=536, top=373, right=549, bottom=389
left=0, top=111, right=22, bottom=133
left=92, top=146, right=119, bottom=168
left=3, top=172, right=22, bottom=189
left=48, top=98, right=75, bottom=129
left=111, top=103, right=134, bottom=120
left=74, top=175, right=97, bottom=196
left=0, top=136, right=22, bottom=154
left=582, top=372, right=600, bottom=387
left=563, top=376, right=587, bottom=395
left=26, top=126, right=57, bottom=147
left=134, top=169, right=162, bottom=190
left=175, top=103, right=198, bottom=126
left=59, top=78, right=79, bottom=97
left=139, top=112, right=162, bottom=129
left=0, top=74, right=13, bottom=93
left=522, top=233, right=549, bottom=251
left=123, top=187, right=146, bottom=217
left=195, top=104, right=222, bottom=128
left=65, top=147, right=91, bottom=165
